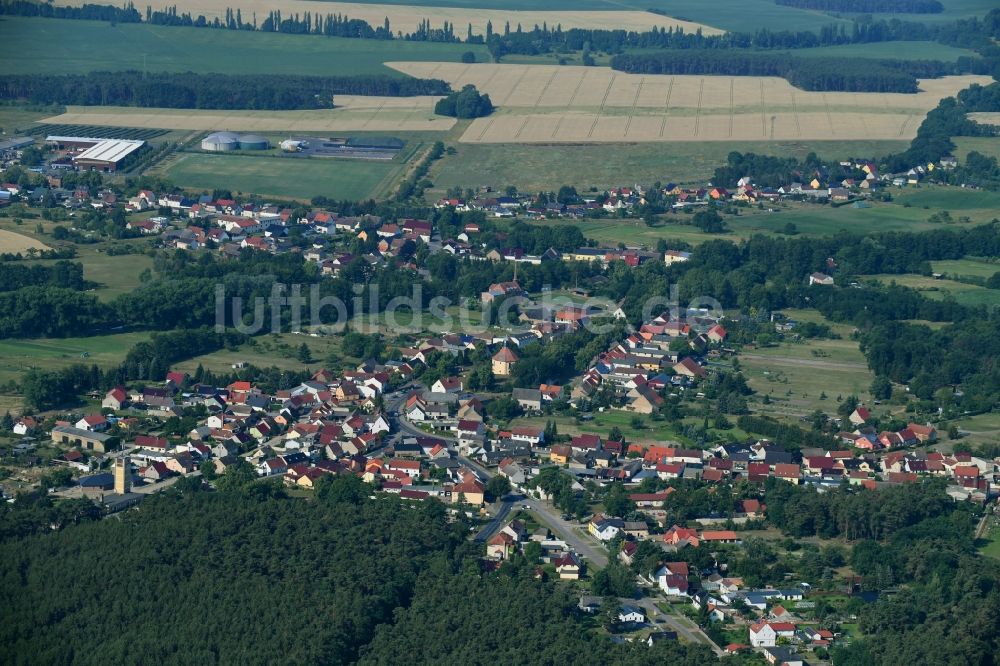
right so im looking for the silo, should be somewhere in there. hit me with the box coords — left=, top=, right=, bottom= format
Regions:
left=200, top=131, right=240, bottom=151
left=237, top=134, right=270, bottom=150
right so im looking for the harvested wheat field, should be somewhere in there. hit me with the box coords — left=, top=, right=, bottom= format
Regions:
left=970, top=112, right=1000, bottom=126
left=43, top=98, right=455, bottom=132
left=390, top=62, right=992, bottom=143
left=51, top=0, right=720, bottom=37
left=0, top=230, right=52, bottom=253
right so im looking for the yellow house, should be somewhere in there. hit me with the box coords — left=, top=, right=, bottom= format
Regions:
left=492, top=346, right=519, bottom=377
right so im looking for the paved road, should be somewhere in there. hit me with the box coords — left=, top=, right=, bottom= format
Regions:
left=386, top=388, right=609, bottom=566
left=631, top=596, right=725, bottom=656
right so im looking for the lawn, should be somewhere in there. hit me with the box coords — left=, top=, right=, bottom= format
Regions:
left=978, top=521, right=1000, bottom=560
left=867, top=273, right=1000, bottom=308
left=0, top=332, right=151, bottom=385
left=0, top=17, right=488, bottom=76
left=165, top=151, right=411, bottom=201
left=891, top=185, right=1000, bottom=213
left=430, top=140, right=909, bottom=195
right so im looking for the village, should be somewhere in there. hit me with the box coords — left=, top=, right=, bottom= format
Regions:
left=5, top=262, right=998, bottom=663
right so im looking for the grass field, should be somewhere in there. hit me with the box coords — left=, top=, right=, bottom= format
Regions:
left=0, top=332, right=151, bottom=386
left=0, top=218, right=155, bottom=301
left=165, top=150, right=411, bottom=201
left=51, top=0, right=719, bottom=36
left=0, top=104, right=64, bottom=135
left=0, top=17, right=489, bottom=76
left=952, top=136, right=1000, bottom=162
left=891, top=186, right=1000, bottom=212
left=429, top=140, right=909, bottom=192
left=979, top=520, right=1000, bottom=560
left=867, top=273, right=1000, bottom=308
left=932, top=257, right=1000, bottom=280
left=390, top=63, right=988, bottom=143
left=525, top=197, right=986, bottom=249
left=738, top=337, right=874, bottom=418
left=171, top=333, right=349, bottom=375
left=44, top=98, right=455, bottom=133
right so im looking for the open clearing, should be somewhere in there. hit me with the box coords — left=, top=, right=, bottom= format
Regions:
left=165, top=151, right=410, bottom=201
left=0, top=230, right=52, bottom=253
left=389, top=63, right=991, bottom=143
left=0, top=333, right=151, bottom=386
left=867, top=274, right=1000, bottom=309
left=43, top=99, right=454, bottom=133
left=51, top=0, right=721, bottom=36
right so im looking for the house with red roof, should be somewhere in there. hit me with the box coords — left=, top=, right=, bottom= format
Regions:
left=663, top=525, right=699, bottom=548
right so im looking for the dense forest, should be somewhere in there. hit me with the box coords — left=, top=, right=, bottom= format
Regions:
left=610, top=51, right=952, bottom=92
left=0, top=477, right=717, bottom=666
left=774, top=0, right=943, bottom=13
left=0, top=71, right=451, bottom=110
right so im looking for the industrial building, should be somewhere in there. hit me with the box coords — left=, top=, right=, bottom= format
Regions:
left=45, top=136, right=145, bottom=173
left=201, top=131, right=240, bottom=151
left=201, top=132, right=270, bottom=151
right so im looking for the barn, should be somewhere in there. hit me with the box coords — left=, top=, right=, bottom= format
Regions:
left=46, top=136, right=145, bottom=173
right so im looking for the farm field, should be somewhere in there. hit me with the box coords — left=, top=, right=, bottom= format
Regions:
left=952, top=136, right=1000, bottom=161
left=165, top=151, right=409, bottom=200
left=51, top=0, right=721, bottom=36
left=866, top=273, right=1000, bottom=308
left=430, top=140, right=908, bottom=192
left=969, top=112, right=1000, bottom=126
left=891, top=185, right=1000, bottom=212
left=0, top=17, right=488, bottom=76
left=43, top=100, right=454, bottom=133
left=0, top=229, right=51, bottom=253
left=389, top=63, right=990, bottom=143
left=0, top=332, right=151, bottom=386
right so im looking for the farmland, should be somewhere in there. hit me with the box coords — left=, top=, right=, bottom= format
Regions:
left=932, top=257, right=1000, bottom=280
left=0, top=230, right=51, bottom=253
left=49, top=0, right=722, bottom=36
left=0, top=17, right=489, bottom=77
left=43, top=98, right=455, bottom=133
left=389, top=63, right=991, bottom=143
left=429, top=140, right=909, bottom=193
left=165, top=150, right=411, bottom=201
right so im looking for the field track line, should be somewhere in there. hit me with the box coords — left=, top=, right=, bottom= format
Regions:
left=659, top=76, right=674, bottom=138
left=587, top=74, right=617, bottom=138
left=513, top=117, right=531, bottom=139
left=427, top=62, right=446, bottom=79
left=790, top=89, right=801, bottom=137
left=477, top=65, right=503, bottom=95
left=759, top=80, right=766, bottom=138
left=553, top=69, right=589, bottom=138
left=359, top=100, right=386, bottom=130
left=475, top=116, right=497, bottom=141
left=898, top=113, right=915, bottom=137
left=729, top=79, right=734, bottom=138
left=499, top=66, right=532, bottom=106
left=694, top=78, right=704, bottom=136
left=512, top=69, right=557, bottom=139
left=623, top=78, right=644, bottom=138
left=822, top=93, right=834, bottom=135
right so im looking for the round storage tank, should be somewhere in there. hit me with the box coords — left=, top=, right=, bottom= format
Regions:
left=237, top=134, right=269, bottom=151
left=201, top=131, right=240, bottom=152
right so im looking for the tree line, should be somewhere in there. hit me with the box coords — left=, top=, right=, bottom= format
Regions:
left=610, top=51, right=954, bottom=92
left=775, top=0, right=943, bottom=13
left=0, top=71, right=450, bottom=110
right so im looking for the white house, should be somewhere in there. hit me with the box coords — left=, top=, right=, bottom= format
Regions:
left=749, top=622, right=796, bottom=648
left=618, top=605, right=646, bottom=624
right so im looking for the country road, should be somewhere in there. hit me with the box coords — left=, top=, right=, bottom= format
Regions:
left=631, top=596, right=725, bottom=656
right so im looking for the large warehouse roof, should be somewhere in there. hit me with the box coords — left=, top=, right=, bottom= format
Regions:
left=74, top=139, right=145, bottom=164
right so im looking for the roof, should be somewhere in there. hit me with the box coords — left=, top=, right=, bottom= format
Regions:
left=493, top=346, right=519, bottom=362
left=74, top=139, right=144, bottom=164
